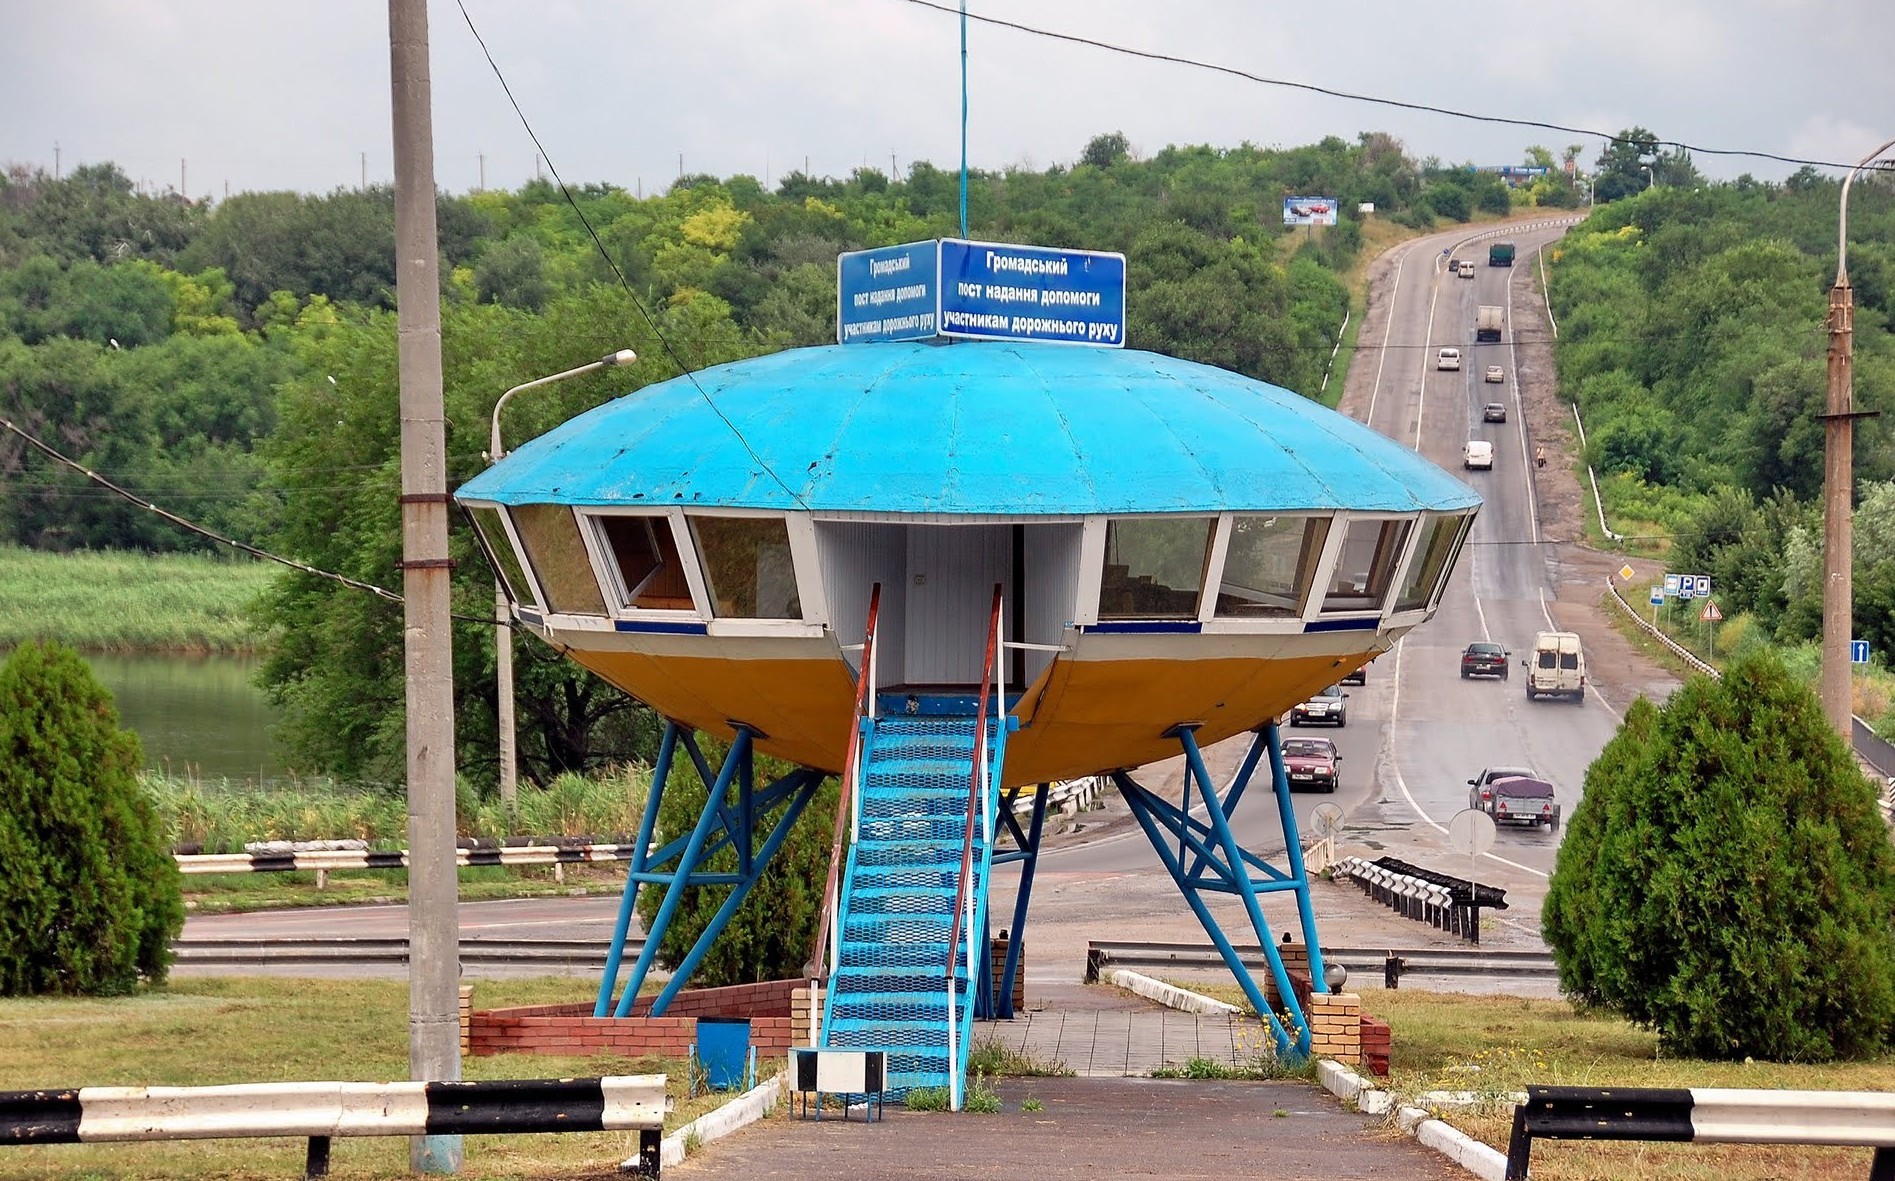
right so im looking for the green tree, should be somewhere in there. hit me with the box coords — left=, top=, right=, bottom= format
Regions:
left=1594, top=127, right=1660, bottom=202
left=0, top=642, right=184, bottom=995
left=635, top=745, right=837, bottom=985
left=1544, top=652, right=1895, bottom=1059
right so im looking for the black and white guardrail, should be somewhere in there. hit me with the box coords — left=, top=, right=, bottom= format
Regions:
left=175, top=838, right=647, bottom=876
left=1505, top=1085, right=1895, bottom=1179
left=0, top=1075, right=667, bottom=1178
left=1084, top=939, right=1556, bottom=981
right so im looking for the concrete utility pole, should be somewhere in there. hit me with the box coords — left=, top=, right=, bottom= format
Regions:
left=1821, top=137, right=1895, bottom=739
left=387, top=0, right=462, bottom=1172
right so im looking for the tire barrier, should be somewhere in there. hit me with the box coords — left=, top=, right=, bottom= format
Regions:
left=0, top=1075, right=667, bottom=1178
left=1505, top=1085, right=1895, bottom=1180
left=1331, top=857, right=1508, bottom=944
left=175, top=836, right=647, bottom=876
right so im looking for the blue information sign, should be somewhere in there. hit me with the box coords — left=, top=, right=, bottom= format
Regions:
left=1853, top=640, right=1871, bottom=665
left=937, top=239, right=1126, bottom=347
left=836, top=240, right=939, bottom=344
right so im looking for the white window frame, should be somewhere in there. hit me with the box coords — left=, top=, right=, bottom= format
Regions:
left=1201, top=510, right=1334, bottom=634
left=1073, top=516, right=1109, bottom=626
left=576, top=507, right=712, bottom=620
left=1309, top=511, right=1419, bottom=621
left=464, top=501, right=546, bottom=615
left=1387, top=511, right=1468, bottom=620
left=685, top=508, right=826, bottom=638
left=510, top=503, right=615, bottom=618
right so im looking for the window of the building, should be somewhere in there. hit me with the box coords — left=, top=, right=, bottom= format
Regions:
left=468, top=506, right=535, bottom=608
left=510, top=503, right=606, bottom=615
left=1321, top=517, right=1413, bottom=613
left=692, top=516, right=802, bottom=619
left=1216, top=515, right=1329, bottom=618
left=1393, top=514, right=1465, bottom=613
left=598, top=515, right=696, bottom=612
left=1098, top=517, right=1213, bottom=620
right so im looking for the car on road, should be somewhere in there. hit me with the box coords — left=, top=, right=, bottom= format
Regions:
left=1484, top=365, right=1505, bottom=383
left=1463, top=440, right=1494, bottom=470
left=1460, top=641, right=1509, bottom=679
left=1282, top=737, right=1341, bottom=792
left=1482, top=402, right=1507, bottom=422
left=1341, top=660, right=1370, bottom=686
left=1437, top=347, right=1462, bottom=371
left=1524, top=631, right=1587, bottom=702
left=1290, top=684, right=1348, bottom=727
left=1487, top=775, right=1561, bottom=830
left=1458, top=260, right=1476, bottom=278
left=1467, top=764, right=1539, bottom=814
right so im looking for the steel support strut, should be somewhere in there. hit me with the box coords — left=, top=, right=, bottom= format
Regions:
left=981, top=782, right=1049, bottom=1019
left=596, top=723, right=825, bottom=1017
left=1110, top=724, right=1322, bottom=1058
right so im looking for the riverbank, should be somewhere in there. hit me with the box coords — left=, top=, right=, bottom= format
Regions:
left=0, top=545, right=274, bottom=653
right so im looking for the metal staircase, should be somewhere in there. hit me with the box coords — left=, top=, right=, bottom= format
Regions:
left=813, top=585, right=1010, bottom=1107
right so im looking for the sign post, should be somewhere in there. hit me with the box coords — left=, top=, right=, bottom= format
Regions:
left=1700, top=598, right=1723, bottom=659
left=1854, top=640, right=1871, bottom=710
left=1649, top=585, right=1663, bottom=625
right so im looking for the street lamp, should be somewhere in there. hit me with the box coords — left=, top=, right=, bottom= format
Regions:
left=1641, top=164, right=1653, bottom=191
left=1820, top=139, right=1895, bottom=737
left=486, top=349, right=637, bottom=821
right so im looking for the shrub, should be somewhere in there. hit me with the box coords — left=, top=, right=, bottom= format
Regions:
left=1544, top=651, right=1895, bottom=1059
left=0, top=642, right=184, bottom=994
left=636, top=736, right=837, bottom=986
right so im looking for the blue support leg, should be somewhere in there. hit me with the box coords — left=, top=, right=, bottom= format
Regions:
left=995, top=782, right=1047, bottom=1019
left=1263, top=721, right=1328, bottom=993
left=614, top=728, right=754, bottom=1017
left=596, top=721, right=678, bottom=1017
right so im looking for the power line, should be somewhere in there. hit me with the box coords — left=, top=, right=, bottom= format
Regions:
left=900, top=0, right=1880, bottom=173
left=452, top=0, right=810, bottom=511
left=0, top=416, right=511, bottom=629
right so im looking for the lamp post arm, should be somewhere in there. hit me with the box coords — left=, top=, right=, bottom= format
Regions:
left=1838, top=138, right=1895, bottom=287
left=488, top=349, right=637, bottom=462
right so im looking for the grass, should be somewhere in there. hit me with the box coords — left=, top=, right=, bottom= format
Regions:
left=1172, top=980, right=1895, bottom=1180
left=0, top=546, right=274, bottom=653
left=966, top=1035, right=1071, bottom=1078
left=0, top=976, right=725, bottom=1180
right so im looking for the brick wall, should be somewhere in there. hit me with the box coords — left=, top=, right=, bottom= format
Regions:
left=1307, top=992, right=1361, bottom=1065
left=1359, top=1014, right=1392, bottom=1077
left=469, top=979, right=803, bottom=1060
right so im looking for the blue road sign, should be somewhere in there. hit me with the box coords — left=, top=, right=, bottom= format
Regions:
left=1663, top=573, right=1680, bottom=596
left=1693, top=575, right=1712, bottom=597
left=1649, top=587, right=1665, bottom=607
left=1853, top=640, right=1871, bottom=665
left=938, top=239, right=1126, bottom=347
left=837, top=240, right=939, bottom=344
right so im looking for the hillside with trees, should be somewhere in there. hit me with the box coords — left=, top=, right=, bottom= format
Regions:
left=0, top=133, right=1559, bottom=783
left=1547, top=154, right=1895, bottom=693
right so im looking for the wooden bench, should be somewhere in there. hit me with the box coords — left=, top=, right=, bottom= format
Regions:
left=1507, top=1085, right=1895, bottom=1180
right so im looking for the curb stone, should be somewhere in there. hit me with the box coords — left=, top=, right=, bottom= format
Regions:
left=627, top=1072, right=784, bottom=1172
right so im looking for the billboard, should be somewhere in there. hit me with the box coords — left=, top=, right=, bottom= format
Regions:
left=937, top=239, right=1126, bottom=347
left=1282, top=197, right=1338, bottom=227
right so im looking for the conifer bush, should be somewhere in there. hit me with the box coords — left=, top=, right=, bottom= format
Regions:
left=0, top=642, right=184, bottom=995
left=1544, top=651, right=1895, bottom=1059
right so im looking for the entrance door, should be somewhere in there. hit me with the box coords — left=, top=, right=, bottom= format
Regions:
left=904, top=524, right=1012, bottom=686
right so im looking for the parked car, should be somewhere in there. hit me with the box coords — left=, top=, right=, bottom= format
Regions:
left=1484, top=365, right=1505, bottom=384
left=1460, top=641, right=1509, bottom=679
left=1437, top=347, right=1462, bottom=371
left=1282, top=736, right=1341, bottom=792
left=1482, top=402, right=1507, bottom=422
left=1290, top=684, right=1349, bottom=727
left=1488, top=775, right=1561, bottom=830
left=1463, top=440, right=1494, bottom=470
left=1467, top=765, right=1539, bottom=814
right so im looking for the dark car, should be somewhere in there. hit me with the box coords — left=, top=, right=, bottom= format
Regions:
left=1468, top=765, right=1538, bottom=814
left=1290, top=685, right=1348, bottom=727
left=1482, top=402, right=1508, bottom=423
left=1282, top=737, right=1340, bottom=792
left=1341, top=660, right=1370, bottom=686
left=1460, top=641, right=1510, bottom=679
left=1487, top=775, right=1561, bottom=830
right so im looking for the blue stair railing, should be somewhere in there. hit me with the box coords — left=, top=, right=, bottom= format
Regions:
left=818, top=585, right=1010, bottom=1107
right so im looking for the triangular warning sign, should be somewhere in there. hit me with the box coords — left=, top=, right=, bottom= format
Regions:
left=1700, top=599, right=1723, bottom=623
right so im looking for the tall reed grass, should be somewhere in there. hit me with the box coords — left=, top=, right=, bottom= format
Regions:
left=149, top=765, right=652, bottom=852
left=0, top=545, right=274, bottom=652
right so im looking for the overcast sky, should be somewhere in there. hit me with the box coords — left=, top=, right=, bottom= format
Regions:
left=4, top=0, right=1891, bottom=201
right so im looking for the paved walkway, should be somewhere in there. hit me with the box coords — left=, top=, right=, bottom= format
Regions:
left=976, top=981, right=1268, bottom=1077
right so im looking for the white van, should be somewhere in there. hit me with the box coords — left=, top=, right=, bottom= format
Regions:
left=1524, top=632, right=1585, bottom=702
left=1437, top=347, right=1462, bottom=371
left=1458, top=260, right=1476, bottom=278
left=1462, top=440, right=1494, bottom=470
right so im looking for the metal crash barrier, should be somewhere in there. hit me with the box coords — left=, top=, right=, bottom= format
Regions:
left=1331, top=856, right=1507, bottom=943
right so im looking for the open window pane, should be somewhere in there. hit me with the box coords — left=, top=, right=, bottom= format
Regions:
left=1393, top=514, right=1463, bottom=613
left=468, top=506, right=534, bottom=609
left=1216, top=515, right=1328, bottom=618
left=599, top=515, right=695, bottom=611
left=511, top=503, right=606, bottom=615
left=1098, top=517, right=1213, bottom=620
left=1321, top=517, right=1412, bottom=613
left=693, top=516, right=802, bottom=619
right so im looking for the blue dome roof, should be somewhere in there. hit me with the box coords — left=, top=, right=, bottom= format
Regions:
left=457, top=341, right=1480, bottom=516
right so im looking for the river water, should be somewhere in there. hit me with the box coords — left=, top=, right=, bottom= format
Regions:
left=85, top=653, right=287, bottom=782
